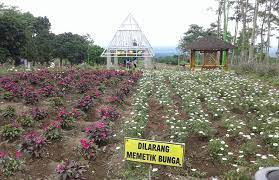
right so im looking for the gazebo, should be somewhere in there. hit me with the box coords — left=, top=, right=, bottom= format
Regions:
left=101, top=14, right=154, bottom=69
left=186, top=36, right=236, bottom=71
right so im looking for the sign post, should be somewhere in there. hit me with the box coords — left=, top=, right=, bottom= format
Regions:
left=124, top=137, right=185, bottom=167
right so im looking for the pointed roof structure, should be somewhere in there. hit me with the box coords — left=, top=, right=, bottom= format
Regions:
left=186, top=36, right=236, bottom=51
left=101, top=14, right=154, bottom=57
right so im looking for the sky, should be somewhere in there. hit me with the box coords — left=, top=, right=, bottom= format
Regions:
left=2, top=0, right=278, bottom=48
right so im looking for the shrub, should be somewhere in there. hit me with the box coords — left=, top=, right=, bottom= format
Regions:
left=23, top=88, right=39, bottom=104
left=84, top=121, right=110, bottom=146
left=55, top=160, right=87, bottom=180
left=240, top=141, right=259, bottom=156
left=234, top=62, right=279, bottom=77
left=18, top=114, right=33, bottom=127
left=77, top=138, right=97, bottom=160
left=87, top=88, right=102, bottom=99
left=208, top=138, right=229, bottom=161
left=76, top=95, right=93, bottom=112
left=2, top=92, right=14, bottom=101
left=97, top=106, right=120, bottom=122
left=18, top=131, right=47, bottom=158
left=38, top=85, right=55, bottom=97
left=0, top=151, right=25, bottom=176
left=49, top=97, right=64, bottom=107
left=57, top=108, right=77, bottom=129
left=1, top=123, right=23, bottom=140
left=98, top=83, right=106, bottom=93
left=2, top=81, right=22, bottom=97
left=2, top=105, right=16, bottom=118
left=43, top=120, right=62, bottom=140
left=77, top=80, right=90, bottom=93
left=106, top=95, right=122, bottom=104
left=31, top=107, right=48, bottom=121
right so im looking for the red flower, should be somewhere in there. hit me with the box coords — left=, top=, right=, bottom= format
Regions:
left=16, top=150, right=22, bottom=159
left=0, top=151, right=7, bottom=158
left=80, top=139, right=89, bottom=149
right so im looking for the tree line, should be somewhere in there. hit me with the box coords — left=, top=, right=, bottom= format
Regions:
left=179, top=0, right=279, bottom=63
left=0, top=3, right=105, bottom=66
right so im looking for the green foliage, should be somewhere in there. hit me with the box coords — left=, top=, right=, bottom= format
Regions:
left=18, top=115, right=34, bottom=127
left=0, top=7, right=26, bottom=64
left=49, top=97, right=64, bottom=107
left=208, top=138, right=229, bottom=161
left=155, top=55, right=179, bottom=65
left=0, top=4, right=100, bottom=66
left=0, top=154, right=25, bottom=176
left=2, top=105, right=16, bottom=118
left=2, top=91, right=14, bottom=101
left=1, top=124, right=23, bottom=140
left=53, top=33, right=88, bottom=65
left=86, top=45, right=105, bottom=65
left=240, top=141, right=259, bottom=156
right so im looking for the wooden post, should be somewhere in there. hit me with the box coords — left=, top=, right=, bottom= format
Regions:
left=224, top=49, right=229, bottom=71
left=190, top=50, right=193, bottom=70
left=190, top=50, right=195, bottom=71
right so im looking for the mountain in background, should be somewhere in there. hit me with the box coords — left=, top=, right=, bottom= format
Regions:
left=153, top=46, right=179, bottom=57
left=153, top=46, right=278, bottom=58
left=270, top=48, right=277, bottom=57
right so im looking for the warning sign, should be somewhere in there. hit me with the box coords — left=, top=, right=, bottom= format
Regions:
left=124, top=138, right=185, bottom=167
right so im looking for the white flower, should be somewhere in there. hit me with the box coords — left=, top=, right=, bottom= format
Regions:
left=273, top=143, right=278, bottom=147
left=261, top=155, right=267, bottom=159
left=152, top=168, right=158, bottom=172
left=222, top=157, right=227, bottom=161
left=191, top=169, right=197, bottom=172
left=115, top=146, right=120, bottom=150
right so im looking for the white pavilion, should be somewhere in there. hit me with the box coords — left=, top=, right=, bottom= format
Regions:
left=101, top=14, right=154, bottom=69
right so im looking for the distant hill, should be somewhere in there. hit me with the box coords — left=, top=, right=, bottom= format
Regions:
left=153, top=46, right=179, bottom=57
left=153, top=46, right=277, bottom=58
left=270, top=48, right=277, bottom=57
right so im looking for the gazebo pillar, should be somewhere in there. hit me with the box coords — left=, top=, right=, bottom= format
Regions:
left=106, top=56, right=112, bottom=69
left=114, top=55, right=119, bottom=69
left=224, top=49, right=229, bottom=71
left=190, top=50, right=195, bottom=71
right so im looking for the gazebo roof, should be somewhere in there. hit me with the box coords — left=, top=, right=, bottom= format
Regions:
left=186, top=36, right=236, bottom=51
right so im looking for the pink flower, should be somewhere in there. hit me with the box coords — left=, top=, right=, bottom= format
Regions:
left=16, top=150, right=22, bottom=159
left=84, top=127, right=91, bottom=133
left=94, top=121, right=105, bottom=129
left=55, top=164, right=65, bottom=174
left=80, top=139, right=89, bottom=149
left=0, top=151, right=7, bottom=158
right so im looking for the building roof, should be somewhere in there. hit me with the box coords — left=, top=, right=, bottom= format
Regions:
left=186, top=36, right=236, bottom=51
left=101, top=14, right=154, bottom=57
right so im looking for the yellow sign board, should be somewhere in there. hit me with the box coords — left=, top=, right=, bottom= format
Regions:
left=124, top=137, right=185, bottom=167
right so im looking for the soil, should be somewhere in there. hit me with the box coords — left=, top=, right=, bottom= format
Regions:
left=0, top=74, right=135, bottom=180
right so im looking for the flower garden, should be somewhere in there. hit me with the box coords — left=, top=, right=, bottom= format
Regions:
left=0, top=68, right=142, bottom=179
left=0, top=68, right=278, bottom=179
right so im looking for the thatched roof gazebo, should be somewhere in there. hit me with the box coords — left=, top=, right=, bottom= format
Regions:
left=186, top=36, right=236, bottom=71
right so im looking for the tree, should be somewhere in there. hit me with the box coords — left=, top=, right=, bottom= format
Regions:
left=86, top=45, right=105, bottom=65
left=0, top=7, right=27, bottom=65
left=178, top=24, right=218, bottom=53
left=53, top=33, right=88, bottom=65
left=248, top=0, right=259, bottom=61
left=240, top=0, right=249, bottom=61
left=33, top=17, right=53, bottom=65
